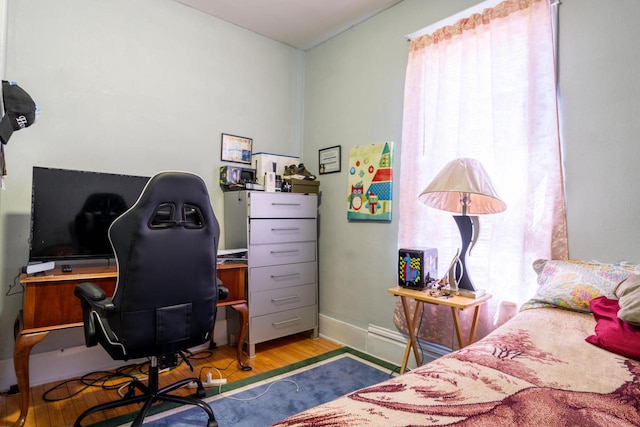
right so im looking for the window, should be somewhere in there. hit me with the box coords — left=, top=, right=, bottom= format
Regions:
left=397, top=0, right=566, bottom=346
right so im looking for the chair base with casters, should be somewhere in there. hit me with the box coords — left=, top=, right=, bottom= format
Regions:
left=73, top=354, right=217, bottom=427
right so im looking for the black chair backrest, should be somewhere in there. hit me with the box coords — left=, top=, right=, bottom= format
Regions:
left=107, top=171, right=219, bottom=358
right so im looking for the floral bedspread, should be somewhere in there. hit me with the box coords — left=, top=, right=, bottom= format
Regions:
left=272, top=307, right=640, bottom=426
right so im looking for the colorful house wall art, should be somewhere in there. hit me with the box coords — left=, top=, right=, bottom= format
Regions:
left=347, top=142, right=393, bottom=221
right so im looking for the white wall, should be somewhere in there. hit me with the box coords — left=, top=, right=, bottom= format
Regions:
left=559, top=0, right=640, bottom=261
left=0, top=0, right=303, bottom=372
left=303, top=0, right=640, bottom=353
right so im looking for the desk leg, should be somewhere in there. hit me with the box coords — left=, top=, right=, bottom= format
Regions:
left=12, top=331, right=49, bottom=427
left=229, top=302, right=251, bottom=371
left=399, top=296, right=423, bottom=374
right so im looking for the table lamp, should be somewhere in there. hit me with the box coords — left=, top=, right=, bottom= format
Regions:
left=419, top=158, right=506, bottom=298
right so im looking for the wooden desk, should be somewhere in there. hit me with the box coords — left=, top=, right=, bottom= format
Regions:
left=388, top=287, right=491, bottom=374
left=12, top=263, right=248, bottom=427
left=210, top=263, right=250, bottom=372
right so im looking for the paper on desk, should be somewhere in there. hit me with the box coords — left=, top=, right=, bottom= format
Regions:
left=218, top=248, right=248, bottom=256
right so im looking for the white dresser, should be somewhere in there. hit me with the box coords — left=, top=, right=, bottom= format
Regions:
left=223, top=191, right=318, bottom=357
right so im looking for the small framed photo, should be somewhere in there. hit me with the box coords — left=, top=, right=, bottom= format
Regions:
left=319, top=145, right=341, bottom=174
left=221, top=133, right=252, bottom=164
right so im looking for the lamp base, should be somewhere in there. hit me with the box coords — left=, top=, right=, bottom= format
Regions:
left=456, top=288, right=486, bottom=299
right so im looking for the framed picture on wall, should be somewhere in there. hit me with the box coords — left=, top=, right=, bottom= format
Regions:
left=319, top=145, right=341, bottom=174
left=221, top=133, right=252, bottom=164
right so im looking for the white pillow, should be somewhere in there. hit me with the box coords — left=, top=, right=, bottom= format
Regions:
left=522, top=259, right=639, bottom=313
left=614, top=275, right=640, bottom=326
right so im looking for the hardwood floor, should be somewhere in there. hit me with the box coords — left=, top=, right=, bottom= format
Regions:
left=1, top=334, right=342, bottom=427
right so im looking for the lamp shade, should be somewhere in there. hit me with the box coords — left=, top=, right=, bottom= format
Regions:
left=419, top=158, right=506, bottom=215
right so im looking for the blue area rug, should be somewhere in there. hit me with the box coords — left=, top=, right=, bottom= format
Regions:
left=116, top=348, right=396, bottom=427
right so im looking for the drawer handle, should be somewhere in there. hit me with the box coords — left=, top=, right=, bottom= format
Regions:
left=271, top=203, right=302, bottom=207
left=270, top=273, right=300, bottom=280
left=272, top=316, right=301, bottom=327
left=271, top=294, right=300, bottom=303
left=271, top=227, right=301, bottom=232
left=270, top=249, right=299, bottom=255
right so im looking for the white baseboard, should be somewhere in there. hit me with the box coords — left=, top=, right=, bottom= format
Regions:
left=319, top=313, right=450, bottom=370
left=0, top=318, right=229, bottom=392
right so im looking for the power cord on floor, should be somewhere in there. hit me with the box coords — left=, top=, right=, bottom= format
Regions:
left=40, top=348, right=245, bottom=402
left=42, top=356, right=184, bottom=402
left=42, top=364, right=143, bottom=402
left=220, top=379, right=300, bottom=402
left=198, top=358, right=236, bottom=374
left=188, top=356, right=299, bottom=401
left=417, top=304, right=427, bottom=364
left=181, top=357, right=245, bottom=389
left=186, top=349, right=214, bottom=361
left=389, top=365, right=403, bottom=377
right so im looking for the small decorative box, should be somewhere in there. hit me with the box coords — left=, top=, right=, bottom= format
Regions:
left=398, top=248, right=438, bottom=289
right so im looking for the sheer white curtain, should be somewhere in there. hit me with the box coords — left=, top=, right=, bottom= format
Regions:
left=396, top=0, right=567, bottom=348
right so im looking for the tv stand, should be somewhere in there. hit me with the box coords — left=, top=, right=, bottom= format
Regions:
left=11, top=263, right=248, bottom=427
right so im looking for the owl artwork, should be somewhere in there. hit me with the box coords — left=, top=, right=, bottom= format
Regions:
left=348, top=181, right=364, bottom=210
left=347, top=142, right=393, bottom=221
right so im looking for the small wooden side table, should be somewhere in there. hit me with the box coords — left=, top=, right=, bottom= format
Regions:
left=388, top=286, right=491, bottom=374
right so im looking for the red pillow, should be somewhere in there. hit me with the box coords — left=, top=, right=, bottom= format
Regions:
left=585, top=296, right=640, bottom=360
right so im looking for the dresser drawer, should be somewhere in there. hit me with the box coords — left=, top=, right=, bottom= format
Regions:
left=250, top=305, right=317, bottom=343
left=250, top=283, right=316, bottom=317
left=249, top=262, right=316, bottom=292
left=249, top=192, right=317, bottom=219
left=250, top=219, right=316, bottom=245
left=249, top=241, right=316, bottom=268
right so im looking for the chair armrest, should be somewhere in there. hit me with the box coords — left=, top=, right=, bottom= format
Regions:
left=74, top=282, right=115, bottom=348
left=74, top=282, right=115, bottom=317
left=216, top=277, right=229, bottom=301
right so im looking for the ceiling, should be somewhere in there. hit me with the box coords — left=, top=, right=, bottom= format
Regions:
left=174, top=0, right=404, bottom=51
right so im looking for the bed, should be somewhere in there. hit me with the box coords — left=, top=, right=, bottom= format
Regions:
left=272, top=259, right=640, bottom=426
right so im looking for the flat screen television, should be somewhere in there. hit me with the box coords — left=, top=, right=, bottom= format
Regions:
left=29, top=167, right=150, bottom=263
